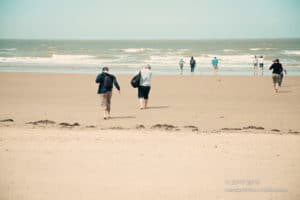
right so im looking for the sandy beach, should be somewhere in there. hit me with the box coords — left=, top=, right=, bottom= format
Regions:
left=1, top=72, right=300, bottom=200
left=0, top=72, right=300, bottom=131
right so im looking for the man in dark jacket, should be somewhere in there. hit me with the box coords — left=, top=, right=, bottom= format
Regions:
left=96, top=66, right=120, bottom=119
left=190, top=56, right=196, bottom=74
left=269, top=59, right=283, bottom=93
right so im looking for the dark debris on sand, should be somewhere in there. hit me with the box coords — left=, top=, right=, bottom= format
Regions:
left=136, top=124, right=146, bottom=129
left=221, top=128, right=242, bottom=131
left=242, top=126, right=265, bottom=130
left=0, top=119, right=14, bottom=122
left=270, top=129, right=280, bottom=132
left=288, top=130, right=300, bottom=134
left=59, top=122, right=80, bottom=127
left=86, top=125, right=96, bottom=128
left=151, top=124, right=178, bottom=131
left=26, top=120, right=56, bottom=125
left=109, top=126, right=126, bottom=130
left=184, top=125, right=199, bottom=132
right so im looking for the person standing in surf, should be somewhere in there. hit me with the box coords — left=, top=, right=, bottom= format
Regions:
left=179, top=58, right=185, bottom=75
left=190, top=56, right=196, bottom=74
left=259, top=55, right=264, bottom=76
left=211, top=57, right=219, bottom=75
left=253, top=55, right=259, bottom=76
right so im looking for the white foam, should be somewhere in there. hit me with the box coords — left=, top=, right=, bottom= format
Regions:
left=223, top=49, right=235, bottom=52
left=144, top=54, right=254, bottom=68
left=122, top=48, right=153, bottom=53
left=250, top=48, right=276, bottom=51
left=283, top=50, right=300, bottom=55
left=145, top=55, right=186, bottom=65
left=250, top=48, right=261, bottom=51
left=217, top=55, right=253, bottom=63
left=0, top=48, right=16, bottom=51
left=0, top=54, right=114, bottom=65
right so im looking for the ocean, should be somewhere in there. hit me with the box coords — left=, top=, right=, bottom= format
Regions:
left=0, top=39, right=300, bottom=75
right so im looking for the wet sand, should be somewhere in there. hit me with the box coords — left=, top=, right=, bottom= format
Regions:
left=0, top=72, right=300, bottom=131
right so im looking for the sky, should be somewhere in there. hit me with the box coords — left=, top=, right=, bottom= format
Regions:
left=0, top=0, right=300, bottom=39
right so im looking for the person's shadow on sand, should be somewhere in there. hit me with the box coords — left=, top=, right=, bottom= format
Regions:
left=147, top=106, right=169, bottom=109
left=110, top=116, right=136, bottom=119
left=278, top=90, right=291, bottom=94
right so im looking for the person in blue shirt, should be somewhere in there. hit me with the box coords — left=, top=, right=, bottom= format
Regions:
left=211, top=57, right=219, bottom=75
left=95, top=66, right=120, bottom=119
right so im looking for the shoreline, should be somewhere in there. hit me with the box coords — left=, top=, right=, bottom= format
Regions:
left=1, top=68, right=300, bottom=76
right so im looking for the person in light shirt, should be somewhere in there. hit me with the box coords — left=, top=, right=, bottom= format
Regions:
left=253, top=55, right=258, bottom=76
left=179, top=58, right=185, bottom=75
left=258, top=55, right=264, bottom=76
left=138, top=64, right=152, bottom=109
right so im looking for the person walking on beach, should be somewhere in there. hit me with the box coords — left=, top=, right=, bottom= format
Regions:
left=95, top=66, right=120, bottom=119
left=259, top=55, right=264, bottom=76
left=179, top=58, right=185, bottom=75
left=190, top=56, right=196, bottom=74
left=253, top=55, right=258, bottom=76
left=138, top=64, right=152, bottom=109
left=269, top=59, right=283, bottom=93
left=279, top=67, right=287, bottom=87
left=211, top=57, right=219, bottom=75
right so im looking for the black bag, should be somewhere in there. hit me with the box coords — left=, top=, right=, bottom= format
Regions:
left=103, top=74, right=113, bottom=89
left=131, top=72, right=141, bottom=88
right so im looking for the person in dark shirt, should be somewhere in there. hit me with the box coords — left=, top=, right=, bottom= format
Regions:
left=190, top=56, right=196, bottom=74
left=96, top=66, right=120, bottom=119
left=279, top=68, right=287, bottom=87
left=269, top=59, right=283, bottom=93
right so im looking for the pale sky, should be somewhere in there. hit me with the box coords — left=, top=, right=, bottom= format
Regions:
left=0, top=0, right=299, bottom=39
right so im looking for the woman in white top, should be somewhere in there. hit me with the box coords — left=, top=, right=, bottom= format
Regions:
left=138, top=64, right=152, bottom=109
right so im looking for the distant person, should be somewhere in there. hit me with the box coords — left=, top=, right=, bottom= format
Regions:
left=279, top=67, right=287, bottom=87
left=211, top=57, right=219, bottom=75
left=190, top=56, right=196, bottom=74
left=138, top=64, right=152, bottom=109
left=253, top=55, right=258, bottom=76
left=95, top=66, right=120, bottom=119
left=179, top=58, right=185, bottom=75
left=259, top=55, right=264, bottom=76
left=269, top=59, right=283, bottom=93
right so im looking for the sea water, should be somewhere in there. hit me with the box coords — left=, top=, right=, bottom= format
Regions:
left=0, top=39, right=300, bottom=75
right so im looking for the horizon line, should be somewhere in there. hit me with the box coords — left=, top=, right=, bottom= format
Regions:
left=1, top=37, right=300, bottom=41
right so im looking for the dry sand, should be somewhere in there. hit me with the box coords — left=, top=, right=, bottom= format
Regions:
left=0, top=72, right=300, bottom=200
